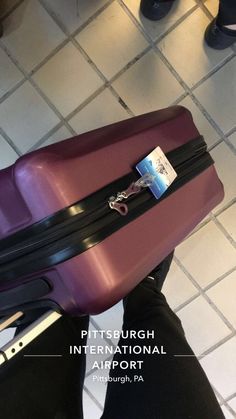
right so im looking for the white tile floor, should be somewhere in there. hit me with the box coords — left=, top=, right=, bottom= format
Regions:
left=0, top=0, right=235, bottom=418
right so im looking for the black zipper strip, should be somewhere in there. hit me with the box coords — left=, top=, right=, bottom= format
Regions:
left=0, top=143, right=210, bottom=265
left=0, top=141, right=213, bottom=283
left=0, top=135, right=205, bottom=255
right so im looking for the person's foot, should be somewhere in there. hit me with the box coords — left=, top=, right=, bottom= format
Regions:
left=140, top=0, right=176, bottom=21
left=205, top=18, right=236, bottom=50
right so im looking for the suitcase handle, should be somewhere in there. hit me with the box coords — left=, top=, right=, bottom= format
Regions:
left=0, top=310, right=61, bottom=366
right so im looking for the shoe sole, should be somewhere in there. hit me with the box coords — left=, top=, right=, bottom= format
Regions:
left=205, top=18, right=236, bottom=50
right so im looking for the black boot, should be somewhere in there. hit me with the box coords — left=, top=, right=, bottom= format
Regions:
left=205, top=18, right=236, bottom=50
left=140, top=0, right=176, bottom=21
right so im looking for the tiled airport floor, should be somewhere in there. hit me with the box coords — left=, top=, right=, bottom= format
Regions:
left=0, top=0, right=236, bottom=417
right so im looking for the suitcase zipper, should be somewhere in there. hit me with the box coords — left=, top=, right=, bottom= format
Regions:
left=0, top=135, right=206, bottom=256
left=0, top=136, right=214, bottom=282
left=0, top=147, right=203, bottom=265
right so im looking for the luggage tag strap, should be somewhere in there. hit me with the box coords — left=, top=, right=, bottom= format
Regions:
left=108, top=174, right=155, bottom=216
left=0, top=310, right=61, bottom=366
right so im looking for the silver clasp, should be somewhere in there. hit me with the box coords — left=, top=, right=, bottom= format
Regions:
left=108, top=173, right=155, bottom=216
left=108, top=199, right=128, bottom=216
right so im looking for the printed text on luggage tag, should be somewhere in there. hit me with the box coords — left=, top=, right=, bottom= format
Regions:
left=136, top=147, right=177, bottom=199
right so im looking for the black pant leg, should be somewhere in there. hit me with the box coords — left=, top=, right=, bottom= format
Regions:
left=101, top=281, right=224, bottom=419
left=218, top=0, right=236, bottom=25
left=0, top=315, right=89, bottom=419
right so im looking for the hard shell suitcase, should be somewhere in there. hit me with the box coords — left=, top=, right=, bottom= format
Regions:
left=0, top=106, right=224, bottom=321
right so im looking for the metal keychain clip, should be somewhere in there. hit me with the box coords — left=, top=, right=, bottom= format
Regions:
left=108, top=173, right=155, bottom=215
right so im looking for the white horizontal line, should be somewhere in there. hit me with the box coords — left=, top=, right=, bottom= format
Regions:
left=24, top=355, right=63, bottom=357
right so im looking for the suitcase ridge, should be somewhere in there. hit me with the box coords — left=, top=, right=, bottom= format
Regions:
left=0, top=136, right=213, bottom=284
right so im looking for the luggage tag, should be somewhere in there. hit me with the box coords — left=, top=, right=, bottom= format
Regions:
left=0, top=310, right=62, bottom=366
left=136, top=146, right=177, bottom=199
left=109, top=147, right=177, bottom=215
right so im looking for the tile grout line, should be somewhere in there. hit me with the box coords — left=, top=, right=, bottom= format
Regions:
left=225, top=392, right=236, bottom=403
left=184, top=93, right=229, bottom=142
left=225, top=125, right=236, bottom=139
left=117, top=0, right=234, bottom=153
left=154, top=44, right=236, bottom=160
left=29, top=85, right=108, bottom=151
left=173, top=265, right=236, bottom=317
left=211, top=198, right=236, bottom=218
left=0, top=0, right=235, bottom=270
left=0, top=38, right=79, bottom=140
left=209, top=137, right=236, bottom=154
left=1, top=0, right=235, bottom=159
left=66, top=0, right=116, bottom=38
left=222, top=402, right=236, bottom=417
left=83, top=385, right=104, bottom=412
left=173, top=256, right=236, bottom=333
left=38, top=0, right=135, bottom=120
left=0, top=0, right=235, bottom=318
left=173, top=291, right=201, bottom=313
left=88, top=318, right=235, bottom=406
left=0, top=126, right=22, bottom=156
left=119, top=0, right=199, bottom=44
left=175, top=198, right=236, bottom=246
left=211, top=213, right=236, bottom=249
left=213, top=387, right=228, bottom=407
left=29, top=121, right=71, bottom=151
left=0, top=1, right=235, bottom=306
left=88, top=320, right=236, bottom=407
left=29, top=37, right=71, bottom=77
left=1, top=0, right=234, bottom=151
left=38, top=0, right=133, bottom=113
left=197, top=331, right=236, bottom=360
left=171, top=91, right=189, bottom=105
left=191, top=53, right=236, bottom=91
left=0, top=77, right=26, bottom=105
left=223, top=134, right=236, bottom=155
left=90, top=317, right=118, bottom=349
left=85, top=352, right=114, bottom=378
left=0, top=0, right=235, bottom=411
left=123, top=0, right=236, bottom=152
left=0, top=0, right=227, bottom=145
left=203, top=265, right=236, bottom=293
left=1, top=1, right=234, bottom=243
left=0, top=0, right=25, bottom=21
left=0, top=0, right=131, bottom=153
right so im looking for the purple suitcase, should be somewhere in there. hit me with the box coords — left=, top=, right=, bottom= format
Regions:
left=0, top=106, right=224, bottom=320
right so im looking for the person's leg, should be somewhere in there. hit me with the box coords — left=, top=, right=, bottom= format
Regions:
left=205, top=0, right=236, bottom=49
left=101, top=255, right=224, bottom=419
left=0, top=314, right=89, bottom=419
left=218, top=0, right=236, bottom=27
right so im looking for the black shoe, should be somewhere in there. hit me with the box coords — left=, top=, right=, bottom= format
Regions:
left=140, top=0, right=176, bottom=21
left=205, top=18, right=236, bottom=50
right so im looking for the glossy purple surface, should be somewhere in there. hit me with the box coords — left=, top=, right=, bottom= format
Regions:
left=0, top=107, right=224, bottom=315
